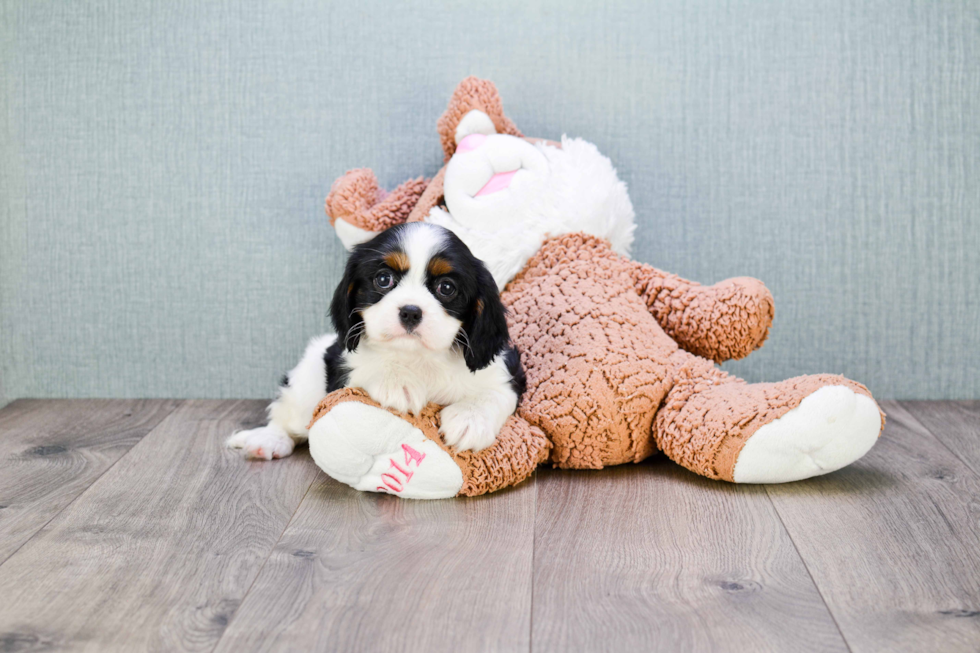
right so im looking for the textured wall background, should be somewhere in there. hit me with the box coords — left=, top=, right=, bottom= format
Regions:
left=1, top=0, right=978, bottom=405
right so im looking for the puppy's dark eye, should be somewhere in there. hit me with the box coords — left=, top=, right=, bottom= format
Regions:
left=435, top=278, right=457, bottom=299
left=375, top=270, right=394, bottom=290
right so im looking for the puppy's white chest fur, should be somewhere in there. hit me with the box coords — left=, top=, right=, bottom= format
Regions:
left=347, top=340, right=519, bottom=452
left=348, top=343, right=481, bottom=415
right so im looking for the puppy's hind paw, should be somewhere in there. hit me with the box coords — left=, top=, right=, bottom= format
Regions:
left=227, top=425, right=295, bottom=460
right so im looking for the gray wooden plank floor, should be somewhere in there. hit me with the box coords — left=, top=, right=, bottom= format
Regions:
left=214, top=474, right=535, bottom=653
left=532, top=465, right=848, bottom=652
left=0, top=399, right=977, bottom=652
left=0, top=399, right=181, bottom=565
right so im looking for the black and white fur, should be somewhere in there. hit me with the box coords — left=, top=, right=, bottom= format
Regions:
left=228, top=222, right=524, bottom=460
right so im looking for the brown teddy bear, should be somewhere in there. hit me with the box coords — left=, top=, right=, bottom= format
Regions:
left=306, top=77, right=885, bottom=499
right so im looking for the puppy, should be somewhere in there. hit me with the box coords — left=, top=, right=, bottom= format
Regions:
left=228, top=222, right=525, bottom=460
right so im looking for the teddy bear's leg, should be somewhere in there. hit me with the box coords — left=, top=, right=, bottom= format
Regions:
left=307, top=388, right=550, bottom=499
left=654, top=352, right=884, bottom=483
left=325, top=168, right=430, bottom=249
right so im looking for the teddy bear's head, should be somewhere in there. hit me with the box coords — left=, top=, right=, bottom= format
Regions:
left=429, top=80, right=636, bottom=286
left=329, top=77, right=636, bottom=287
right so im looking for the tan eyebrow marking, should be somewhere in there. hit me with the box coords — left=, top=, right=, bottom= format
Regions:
left=383, top=251, right=410, bottom=272
left=475, top=299, right=484, bottom=315
left=427, top=257, right=453, bottom=277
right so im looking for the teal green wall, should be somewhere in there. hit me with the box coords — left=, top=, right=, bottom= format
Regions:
left=2, top=0, right=978, bottom=404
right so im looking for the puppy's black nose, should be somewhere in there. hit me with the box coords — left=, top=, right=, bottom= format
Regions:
left=399, top=305, right=423, bottom=330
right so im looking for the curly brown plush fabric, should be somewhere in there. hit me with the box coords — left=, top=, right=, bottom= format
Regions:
left=503, top=233, right=883, bottom=480
left=504, top=233, right=671, bottom=468
left=436, top=76, right=523, bottom=161
left=631, top=262, right=774, bottom=363
left=309, top=387, right=550, bottom=497
left=406, top=166, right=446, bottom=223
left=325, top=169, right=429, bottom=230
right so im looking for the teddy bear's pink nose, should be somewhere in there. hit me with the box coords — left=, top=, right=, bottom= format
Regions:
left=455, top=133, right=487, bottom=154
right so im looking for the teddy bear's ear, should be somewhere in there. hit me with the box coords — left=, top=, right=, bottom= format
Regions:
left=436, top=77, right=523, bottom=162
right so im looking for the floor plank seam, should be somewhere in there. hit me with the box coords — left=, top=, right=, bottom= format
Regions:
left=0, top=400, right=184, bottom=569
left=764, top=487, right=854, bottom=653
left=528, top=469, right=538, bottom=653
left=898, top=401, right=980, bottom=481
left=207, top=470, right=322, bottom=653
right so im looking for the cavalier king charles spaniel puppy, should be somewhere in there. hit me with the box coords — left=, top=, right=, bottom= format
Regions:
left=228, top=222, right=524, bottom=460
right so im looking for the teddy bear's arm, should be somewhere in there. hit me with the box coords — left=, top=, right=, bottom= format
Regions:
left=629, top=261, right=774, bottom=363
left=406, top=166, right=446, bottom=222
left=325, top=168, right=430, bottom=232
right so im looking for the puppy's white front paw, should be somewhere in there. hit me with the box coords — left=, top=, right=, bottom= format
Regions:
left=366, top=381, right=426, bottom=416
left=439, top=404, right=497, bottom=452
left=226, top=425, right=295, bottom=460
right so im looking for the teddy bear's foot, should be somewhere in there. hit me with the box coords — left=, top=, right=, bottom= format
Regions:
left=308, top=400, right=464, bottom=500
left=308, top=388, right=551, bottom=499
left=732, top=385, right=882, bottom=483
left=654, top=364, right=885, bottom=483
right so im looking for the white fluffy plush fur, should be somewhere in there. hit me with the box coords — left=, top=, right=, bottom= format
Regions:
left=429, top=133, right=636, bottom=288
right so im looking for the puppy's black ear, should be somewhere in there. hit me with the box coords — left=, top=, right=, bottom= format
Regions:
left=330, top=253, right=363, bottom=352
left=461, top=265, right=509, bottom=372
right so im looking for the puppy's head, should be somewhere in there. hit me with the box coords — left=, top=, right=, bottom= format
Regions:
left=331, top=223, right=508, bottom=371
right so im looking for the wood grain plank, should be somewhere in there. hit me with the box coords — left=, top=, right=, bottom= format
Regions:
left=531, top=462, right=847, bottom=653
left=213, top=472, right=536, bottom=653
left=0, top=398, right=181, bottom=564
left=902, top=401, right=980, bottom=478
left=0, top=400, right=320, bottom=652
left=767, top=401, right=980, bottom=652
